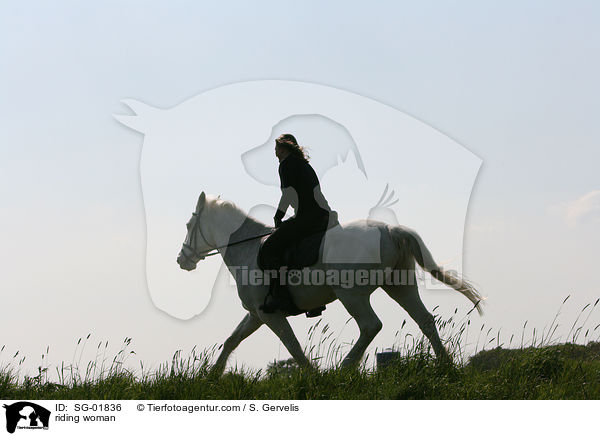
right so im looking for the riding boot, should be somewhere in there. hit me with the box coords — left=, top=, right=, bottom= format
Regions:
left=305, top=306, right=326, bottom=318
left=260, top=279, right=302, bottom=316
left=259, top=280, right=279, bottom=314
left=276, top=282, right=303, bottom=316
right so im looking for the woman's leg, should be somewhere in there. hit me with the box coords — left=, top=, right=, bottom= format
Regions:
left=259, top=216, right=327, bottom=314
left=259, top=218, right=304, bottom=314
left=260, top=217, right=299, bottom=271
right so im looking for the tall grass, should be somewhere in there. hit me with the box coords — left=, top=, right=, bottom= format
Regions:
left=2, top=297, right=600, bottom=399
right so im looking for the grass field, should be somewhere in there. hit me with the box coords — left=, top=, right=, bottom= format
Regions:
left=1, top=341, right=599, bottom=400
left=2, top=299, right=600, bottom=400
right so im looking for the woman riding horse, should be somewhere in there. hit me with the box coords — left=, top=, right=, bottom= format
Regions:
left=259, top=134, right=337, bottom=315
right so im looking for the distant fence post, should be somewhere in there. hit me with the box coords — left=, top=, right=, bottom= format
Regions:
left=376, top=351, right=401, bottom=370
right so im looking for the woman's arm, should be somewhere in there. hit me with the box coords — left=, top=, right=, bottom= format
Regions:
left=274, top=188, right=294, bottom=227
left=273, top=158, right=298, bottom=227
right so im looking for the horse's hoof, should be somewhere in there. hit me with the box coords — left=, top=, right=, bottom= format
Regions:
left=208, top=366, right=225, bottom=378
left=435, top=353, right=453, bottom=366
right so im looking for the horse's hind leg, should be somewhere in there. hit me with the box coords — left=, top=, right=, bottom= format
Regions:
left=211, top=313, right=263, bottom=375
left=383, top=282, right=449, bottom=360
left=334, top=289, right=383, bottom=367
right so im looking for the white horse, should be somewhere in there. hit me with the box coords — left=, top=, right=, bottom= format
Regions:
left=177, top=193, right=483, bottom=373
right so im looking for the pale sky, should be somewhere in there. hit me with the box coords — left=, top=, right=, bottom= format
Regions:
left=1, top=1, right=599, bottom=375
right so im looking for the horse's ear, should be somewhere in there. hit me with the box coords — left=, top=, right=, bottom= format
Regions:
left=113, top=99, right=161, bottom=133
left=196, top=192, right=206, bottom=211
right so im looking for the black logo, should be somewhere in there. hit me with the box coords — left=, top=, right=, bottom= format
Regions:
left=2, top=402, right=50, bottom=433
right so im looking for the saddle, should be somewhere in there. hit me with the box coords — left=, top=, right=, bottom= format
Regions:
left=257, top=210, right=339, bottom=271
left=256, top=229, right=327, bottom=318
left=256, top=214, right=339, bottom=318
left=258, top=230, right=326, bottom=271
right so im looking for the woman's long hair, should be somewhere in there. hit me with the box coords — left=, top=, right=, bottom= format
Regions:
left=276, top=133, right=309, bottom=161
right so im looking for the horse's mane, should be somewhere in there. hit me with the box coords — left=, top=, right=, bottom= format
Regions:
left=207, top=195, right=271, bottom=231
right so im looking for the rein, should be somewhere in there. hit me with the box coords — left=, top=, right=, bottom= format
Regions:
left=181, top=209, right=273, bottom=262
left=194, top=230, right=274, bottom=258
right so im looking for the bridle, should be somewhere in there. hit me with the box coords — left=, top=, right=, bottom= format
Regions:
left=179, top=206, right=273, bottom=265
left=180, top=208, right=214, bottom=264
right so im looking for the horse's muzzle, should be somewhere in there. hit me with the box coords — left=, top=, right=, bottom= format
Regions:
left=177, top=253, right=197, bottom=271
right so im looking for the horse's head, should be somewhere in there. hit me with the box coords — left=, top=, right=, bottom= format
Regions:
left=177, top=192, right=213, bottom=271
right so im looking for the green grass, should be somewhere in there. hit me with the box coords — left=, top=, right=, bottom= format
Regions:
left=1, top=341, right=600, bottom=399
left=2, top=298, right=600, bottom=400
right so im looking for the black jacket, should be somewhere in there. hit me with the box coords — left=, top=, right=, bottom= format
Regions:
left=274, top=155, right=332, bottom=222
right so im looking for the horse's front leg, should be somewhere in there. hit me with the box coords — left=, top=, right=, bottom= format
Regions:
left=211, top=313, right=263, bottom=375
left=260, top=312, right=313, bottom=369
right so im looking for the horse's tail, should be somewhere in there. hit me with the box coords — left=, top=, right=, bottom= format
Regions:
left=390, top=226, right=484, bottom=315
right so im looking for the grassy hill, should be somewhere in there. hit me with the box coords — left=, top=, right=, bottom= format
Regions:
left=1, top=341, right=599, bottom=400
